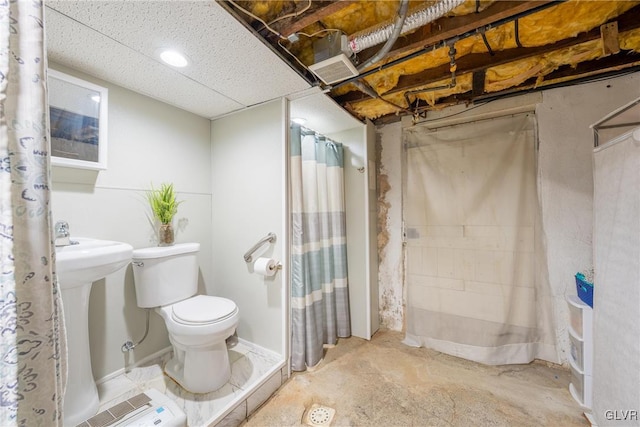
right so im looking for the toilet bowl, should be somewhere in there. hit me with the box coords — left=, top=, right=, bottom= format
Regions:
left=132, top=243, right=239, bottom=393
left=156, top=295, right=239, bottom=393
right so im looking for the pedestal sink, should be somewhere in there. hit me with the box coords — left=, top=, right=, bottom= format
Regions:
left=56, top=237, right=133, bottom=427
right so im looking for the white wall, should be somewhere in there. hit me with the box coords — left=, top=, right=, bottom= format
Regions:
left=210, top=100, right=287, bottom=356
left=592, top=129, right=640, bottom=426
left=365, top=120, right=380, bottom=335
left=376, top=72, right=640, bottom=364
left=376, top=121, right=404, bottom=330
left=536, top=72, right=640, bottom=362
left=50, top=63, right=213, bottom=380
left=328, top=125, right=374, bottom=339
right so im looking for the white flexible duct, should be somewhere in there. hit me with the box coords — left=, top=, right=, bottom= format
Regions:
left=348, top=0, right=466, bottom=54
left=357, top=0, right=409, bottom=72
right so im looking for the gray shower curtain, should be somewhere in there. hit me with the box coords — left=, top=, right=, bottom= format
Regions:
left=403, top=114, right=557, bottom=365
left=290, top=125, right=351, bottom=371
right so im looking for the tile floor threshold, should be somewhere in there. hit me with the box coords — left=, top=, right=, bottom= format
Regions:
left=91, top=339, right=285, bottom=427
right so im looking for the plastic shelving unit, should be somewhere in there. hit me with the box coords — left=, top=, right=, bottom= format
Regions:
left=566, top=294, right=593, bottom=408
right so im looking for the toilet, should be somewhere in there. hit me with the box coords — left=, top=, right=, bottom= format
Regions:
left=131, top=242, right=239, bottom=393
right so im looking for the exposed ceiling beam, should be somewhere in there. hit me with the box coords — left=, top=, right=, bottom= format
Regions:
left=331, top=0, right=566, bottom=92
left=336, top=4, right=640, bottom=106
left=223, top=0, right=639, bottom=122
left=274, top=0, right=359, bottom=38
left=471, top=53, right=640, bottom=105
left=472, top=70, right=486, bottom=97
left=371, top=52, right=640, bottom=123
left=356, top=0, right=559, bottom=66
left=537, top=50, right=640, bottom=83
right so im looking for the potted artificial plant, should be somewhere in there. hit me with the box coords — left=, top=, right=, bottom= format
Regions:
left=147, top=182, right=182, bottom=246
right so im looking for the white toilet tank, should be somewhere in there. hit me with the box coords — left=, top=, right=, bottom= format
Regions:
left=132, top=242, right=200, bottom=308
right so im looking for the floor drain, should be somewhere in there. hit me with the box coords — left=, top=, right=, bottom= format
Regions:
left=304, top=404, right=335, bottom=426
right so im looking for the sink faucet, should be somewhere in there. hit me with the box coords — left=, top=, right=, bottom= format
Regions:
left=54, top=220, right=71, bottom=246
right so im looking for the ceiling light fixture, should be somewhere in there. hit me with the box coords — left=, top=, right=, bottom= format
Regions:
left=158, top=49, right=189, bottom=68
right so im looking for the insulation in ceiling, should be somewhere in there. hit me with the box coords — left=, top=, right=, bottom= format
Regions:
left=230, top=0, right=640, bottom=121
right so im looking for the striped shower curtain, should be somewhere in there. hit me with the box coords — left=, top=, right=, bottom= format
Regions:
left=290, top=125, right=351, bottom=371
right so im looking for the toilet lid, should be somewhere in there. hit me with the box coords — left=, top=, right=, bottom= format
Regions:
left=172, top=295, right=237, bottom=325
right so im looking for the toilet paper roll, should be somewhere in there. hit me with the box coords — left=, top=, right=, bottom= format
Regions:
left=254, top=257, right=278, bottom=277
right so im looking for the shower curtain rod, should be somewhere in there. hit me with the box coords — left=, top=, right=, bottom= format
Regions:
left=292, top=123, right=342, bottom=145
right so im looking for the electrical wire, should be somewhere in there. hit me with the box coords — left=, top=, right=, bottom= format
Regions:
left=413, top=98, right=498, bottom=123
left=277, top=39, right=320, bottom=84
left=267, top=0, right=312, bottom=25
left=297, top=28, right=343, bottom=39
left=227, top=0, right=286, bottom=40
left=284, top=29, right=343, bottom=82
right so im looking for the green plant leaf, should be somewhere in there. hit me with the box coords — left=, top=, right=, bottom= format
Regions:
left=146, top=182, right=182, bottom=224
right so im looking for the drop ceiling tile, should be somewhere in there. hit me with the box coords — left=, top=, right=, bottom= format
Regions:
left=46, top=1, right=310, bottom=110
left=45, top=7, right=244, bottom=119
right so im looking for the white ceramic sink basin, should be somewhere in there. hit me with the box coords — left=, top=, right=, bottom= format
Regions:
left=56, top=237, right=133, bottom=288
left=56, top=237, right=133, bottom=426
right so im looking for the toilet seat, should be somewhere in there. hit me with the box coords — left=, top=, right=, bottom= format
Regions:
left=171, top=295, right=238, bottom=326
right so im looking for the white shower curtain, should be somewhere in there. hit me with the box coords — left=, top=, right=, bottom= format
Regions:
left=403, top=113, right=556, bottom=365
left=0, top=2, right=67, bottom=425
left=592, top=126, right=640, bottom=423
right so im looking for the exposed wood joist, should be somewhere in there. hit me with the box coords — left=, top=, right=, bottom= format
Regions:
left=371, top=52, right=640, bottom=123
left=472, top=70, right=486, bottom=96
left=336, top=4, right=640, bottom=106
left=473, top=53, right=640, bottom=105
left=538, top=50, right=640, bottom=82
left=223, top=0, right=640, bottom=121
left=273, top=0, right=359, bottom=38
left=356, top=0, right=559, bottom=66
left=331, top=0, right=566, bottom=92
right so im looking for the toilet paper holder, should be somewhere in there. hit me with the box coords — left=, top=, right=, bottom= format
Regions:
left=244, top=232, right=277, bottom=263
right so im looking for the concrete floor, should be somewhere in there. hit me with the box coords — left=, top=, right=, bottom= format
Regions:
left=244, top=330, right=589, bottom=426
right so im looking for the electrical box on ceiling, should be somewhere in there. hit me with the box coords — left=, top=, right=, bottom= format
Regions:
left=309, top=33, right=359, bottom=85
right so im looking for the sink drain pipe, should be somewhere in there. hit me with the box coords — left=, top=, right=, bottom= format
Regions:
left=121, top=309, right=151, bottom=352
